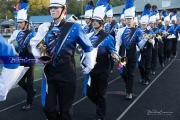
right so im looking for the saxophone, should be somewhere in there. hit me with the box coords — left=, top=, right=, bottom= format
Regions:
left=36, top=30, right=52, bottom=64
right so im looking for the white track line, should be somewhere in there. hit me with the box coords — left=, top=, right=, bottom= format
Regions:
left=0, top=76, right=121, bottom=113
left=116, top=57, right=175, bottom=120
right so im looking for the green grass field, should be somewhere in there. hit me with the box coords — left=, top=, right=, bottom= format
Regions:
left=1, top=37, right=80, bottom=80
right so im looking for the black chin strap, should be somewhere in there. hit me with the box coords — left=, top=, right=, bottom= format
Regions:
left=54, top=7, right=65, bottom=20
left=22, top=22, right=28, bottom=30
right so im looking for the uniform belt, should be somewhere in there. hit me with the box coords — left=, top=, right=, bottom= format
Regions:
left=55, top=55, right=72, bottom=65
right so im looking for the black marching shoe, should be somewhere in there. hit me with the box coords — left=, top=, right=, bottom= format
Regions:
left=126, top=93, right=132, bottom=100
left=22, top=104, right=33, bottom=111
left=172, top=55, right=177, bottom=58
left=151, top=70, right=155, bottom=75
left=143, top=80, right=149, bottom=85
left=167, top=58, right=170, bottom=61
left=161, top=63, right=165, bottom=68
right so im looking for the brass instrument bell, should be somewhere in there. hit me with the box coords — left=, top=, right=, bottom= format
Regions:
left=110, top=50, right=128, bottom=66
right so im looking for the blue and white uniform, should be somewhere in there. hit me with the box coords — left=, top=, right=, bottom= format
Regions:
left=85, top=29, right=116, bottom=119
left=8, top=28, right=36, bottom=106
left=138, top=28, right=155, bottom=83
left=30, top=20, right=94, bottom=119
left=116, top=26, right=146, bottom=93
left=162, top=25, right=176, bottom=60
left=88, top=30, right=116, bottom=74
left=104, top=21, right=119, bottom=38
left=83, top=24, right=94, bottom=34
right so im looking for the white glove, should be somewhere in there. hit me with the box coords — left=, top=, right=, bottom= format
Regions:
left=162, top=31, right=168, bottom=36
left=167, top=34, right=176, bottom=39
left=82, top=66, right=92, bottom=74
left=149, top=39, right=155, bottom=48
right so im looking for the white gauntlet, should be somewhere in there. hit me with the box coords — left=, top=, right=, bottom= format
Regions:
left=82, top=48, right=98, bottom=74
left=138, top=39, right=147, bottom=50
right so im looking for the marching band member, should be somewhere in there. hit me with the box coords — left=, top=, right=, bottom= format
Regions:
left=175, top=23, right=180, bottom=35
left=8, top=0, right=36, bottom=110
left=149, top=8, right=159, bottom=75
left=116, top=0, right=146, bottom=99
left=83, top=0, right=94, bottom=34
left=133, top=12, right=139, bottom=28
left=0, top=34, right=28, bottom=101
left=155, top=6, right=164, bottom=29
left=84, top=1, right=117, bottom=119
left=170, top=10, right=178, bottom=58
left=104, top=4, right=118, bottom=74
left=138, top=4, right=155, bottom=85
left=162, top=10, right=176, bottom=63
left=119, top=8, right=126, bottom=28
left=153, top=5, right=165, bottom=68
left=30, top=0, right=94, bottom=119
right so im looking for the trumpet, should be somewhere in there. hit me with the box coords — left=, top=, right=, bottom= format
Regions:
left=36, top=31, right=52, bottom=64
left=110, top=50, right=128, bottom=66
left=141, top=34, right=155, bottom=41
left=75, top=44, right=83, bottom=54
left=155, top=32, right=164, bottom=40
left=161, top=30, right=172, bottom=36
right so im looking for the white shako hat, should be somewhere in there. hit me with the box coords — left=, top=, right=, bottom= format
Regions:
left=120, top=8, right=125, bottom=20
left=92, top=0, right=110, bottom=21
left=140, top=3, right=151, bottom=24
left=162, top=10, right=170, bottom=22
left=17, top=9, right=28, bottom=22
left=17, top=0, right=29, bottom=22
left=124, top=0, right=135, bottom=18
left=149, top=11, right=157, bottom=23
left=106, top=4, right=113, bottom=18
left=171, top=10, right=177, bottom=21
left=49, top=0, right=66, bottom=7
left=84, top=1, right=94, bottom=19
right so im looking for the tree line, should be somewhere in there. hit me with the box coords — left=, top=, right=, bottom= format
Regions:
left=0, top=0, right=123, bottom=20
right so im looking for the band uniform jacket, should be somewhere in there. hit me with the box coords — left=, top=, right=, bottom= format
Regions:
left=88, top=30, right=116, bottom=76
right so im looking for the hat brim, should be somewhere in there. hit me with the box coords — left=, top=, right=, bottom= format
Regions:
left=84, top=16, right=92, bottom=19
left=17, top=19, right=28, bottom=22
left=149, top=21, right=155, bottom=23
left=92, top=17, right=104, bottom=21
left=107, top=15, right=113, bottom=18
left=141, top=22, right=148, bottom=24
left=125, top=16, right=134, bottom=19
left=49, top=4, right=64, bottom=8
